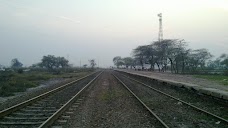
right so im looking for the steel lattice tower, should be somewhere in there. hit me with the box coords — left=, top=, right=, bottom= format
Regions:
left=158, top=13, right=163, bottom=42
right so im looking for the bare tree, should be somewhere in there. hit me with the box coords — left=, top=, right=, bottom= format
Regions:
left=89, top=59, right=96, bottom=68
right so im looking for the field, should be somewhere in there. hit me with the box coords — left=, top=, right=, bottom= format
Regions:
left=0, top=69, right=93, bottom=97
left=194, top=75, right=228, bottom=86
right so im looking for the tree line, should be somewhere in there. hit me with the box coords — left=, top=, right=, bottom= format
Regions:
left=113, top=39, right=228, bottom=74
left=1, top=55, right=97, bottom=72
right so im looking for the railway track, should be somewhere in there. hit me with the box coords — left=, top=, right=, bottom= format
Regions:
left=112, top=73, right=169, bottom=128
left=113, top=71, right=228, bottom=128
left=0, top=71, right=102, bottom=128
left=62, top=70, right=167, bottom=128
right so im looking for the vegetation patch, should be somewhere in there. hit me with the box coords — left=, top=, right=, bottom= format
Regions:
left=194, top=75, right=228, bottom=86
left=0, top=54, right=96, bottom=97
left=0, top=71, right=53, bottom=97
left=0, top=68, right=94, bottom=97
left=0, top=70, right=92, bottom=97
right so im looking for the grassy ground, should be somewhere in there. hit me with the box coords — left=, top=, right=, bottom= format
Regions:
left=0, top=70, right=92, bottom=97
left=194, top=75, right=228, bottom=86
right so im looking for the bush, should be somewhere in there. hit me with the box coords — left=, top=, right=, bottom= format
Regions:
left=0, top=80, right=37, bottom=97
left=0, top=72, right=15, bottom=81
left=224, top=70, right=228, bottom=76
left=0, top=84, right=15, bottom=96
left=17, top=69, right=24, bottom=74
left=26, top=74, right=51, bottom=81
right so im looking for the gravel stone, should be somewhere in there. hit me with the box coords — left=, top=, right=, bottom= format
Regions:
left=0, top=72, right=91, bottom=111
left=63, top=71, right=162, bottom=128
left=116, top=71, right=228, bottom=128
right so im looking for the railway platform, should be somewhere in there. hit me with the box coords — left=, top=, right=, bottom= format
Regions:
left=116, top=69, right=228, bottom=100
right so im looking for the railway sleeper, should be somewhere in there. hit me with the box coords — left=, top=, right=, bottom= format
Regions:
left=12, top=112, right=53, bottom=116
left=1, top=118, right=47, bottom=123
left=4, top=116, right=48, bottom=120
left=27, top=106, right=56, bottom=109
left=20, top=109, right=57, bottom=112
left=51, top=126, right=63, bottom=128
left=0, top=121, right=43, bottom=125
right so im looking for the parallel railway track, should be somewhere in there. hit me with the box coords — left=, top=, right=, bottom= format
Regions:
left=1, top=70, right=227, bottom=128
left=0, top=71, right=102, bottom=128
left=112, top=73, right=169, bottom=128
left=113, top=71, right=228, bottom=128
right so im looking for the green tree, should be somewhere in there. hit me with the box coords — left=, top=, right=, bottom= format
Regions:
left=30, top=62, right=42, bottom=68
left=11, top=58, right=23, bottom=68
left=123, top=57, right=134, bottom=69
left=56, top=57, right=69, bottom=68
left=128, top=38, right=216, bottom=74
left=153, top=39, right=177, bottom=72
left=113, top=56, right=124, bottom=68
left=41, top=55, right=56, bottom=70
left=185, top=49, right=213, bottom=72
left=40, top=55, right=69, bottom=70
left=132, top=45, right=148, bottom=70
left=220, top=54, right=228, bottom=69
left=165, top=39, right=187, bottom=73
left=207, top=59, right=222, bottom=69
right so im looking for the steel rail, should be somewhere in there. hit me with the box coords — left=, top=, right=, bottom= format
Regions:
left=119, top=72, right=228, bottom=124
left=38, top=71, right=103, bottom=128
left=112, top=73, right=169, bottom=128
left=0, top=71, right=99, bottom=118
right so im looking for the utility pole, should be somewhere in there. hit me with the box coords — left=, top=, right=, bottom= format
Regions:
left=98, top=59, right=99, bottom=68
left=158, top=13, right=167, bottom=71
left=80, top=59, right=81, bottom=68
left=65, top=54, right=69, bottom=72
left=158, top=13, right=163, bottom=42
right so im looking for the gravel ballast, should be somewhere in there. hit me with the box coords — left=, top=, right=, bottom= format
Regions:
left=0, top=72, right=92, bottom=111
left=115, top=72, right=228, bottom=128
left=118, top=71, right=228, bottom=120
left=0, top=72, right=99, bottom=128
left=63, top=71, right=162, bottom=128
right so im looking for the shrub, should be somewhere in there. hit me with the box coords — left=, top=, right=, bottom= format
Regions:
left=0, top=84, right=15, bottom=96
left=0, top=79, right=37, bottom=97
left=17, top=69, right=24, bottom=74
left=224, top=70, right=228, bottom=76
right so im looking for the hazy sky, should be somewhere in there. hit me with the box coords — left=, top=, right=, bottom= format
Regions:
left=0, top=0, right=228, bottom=67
